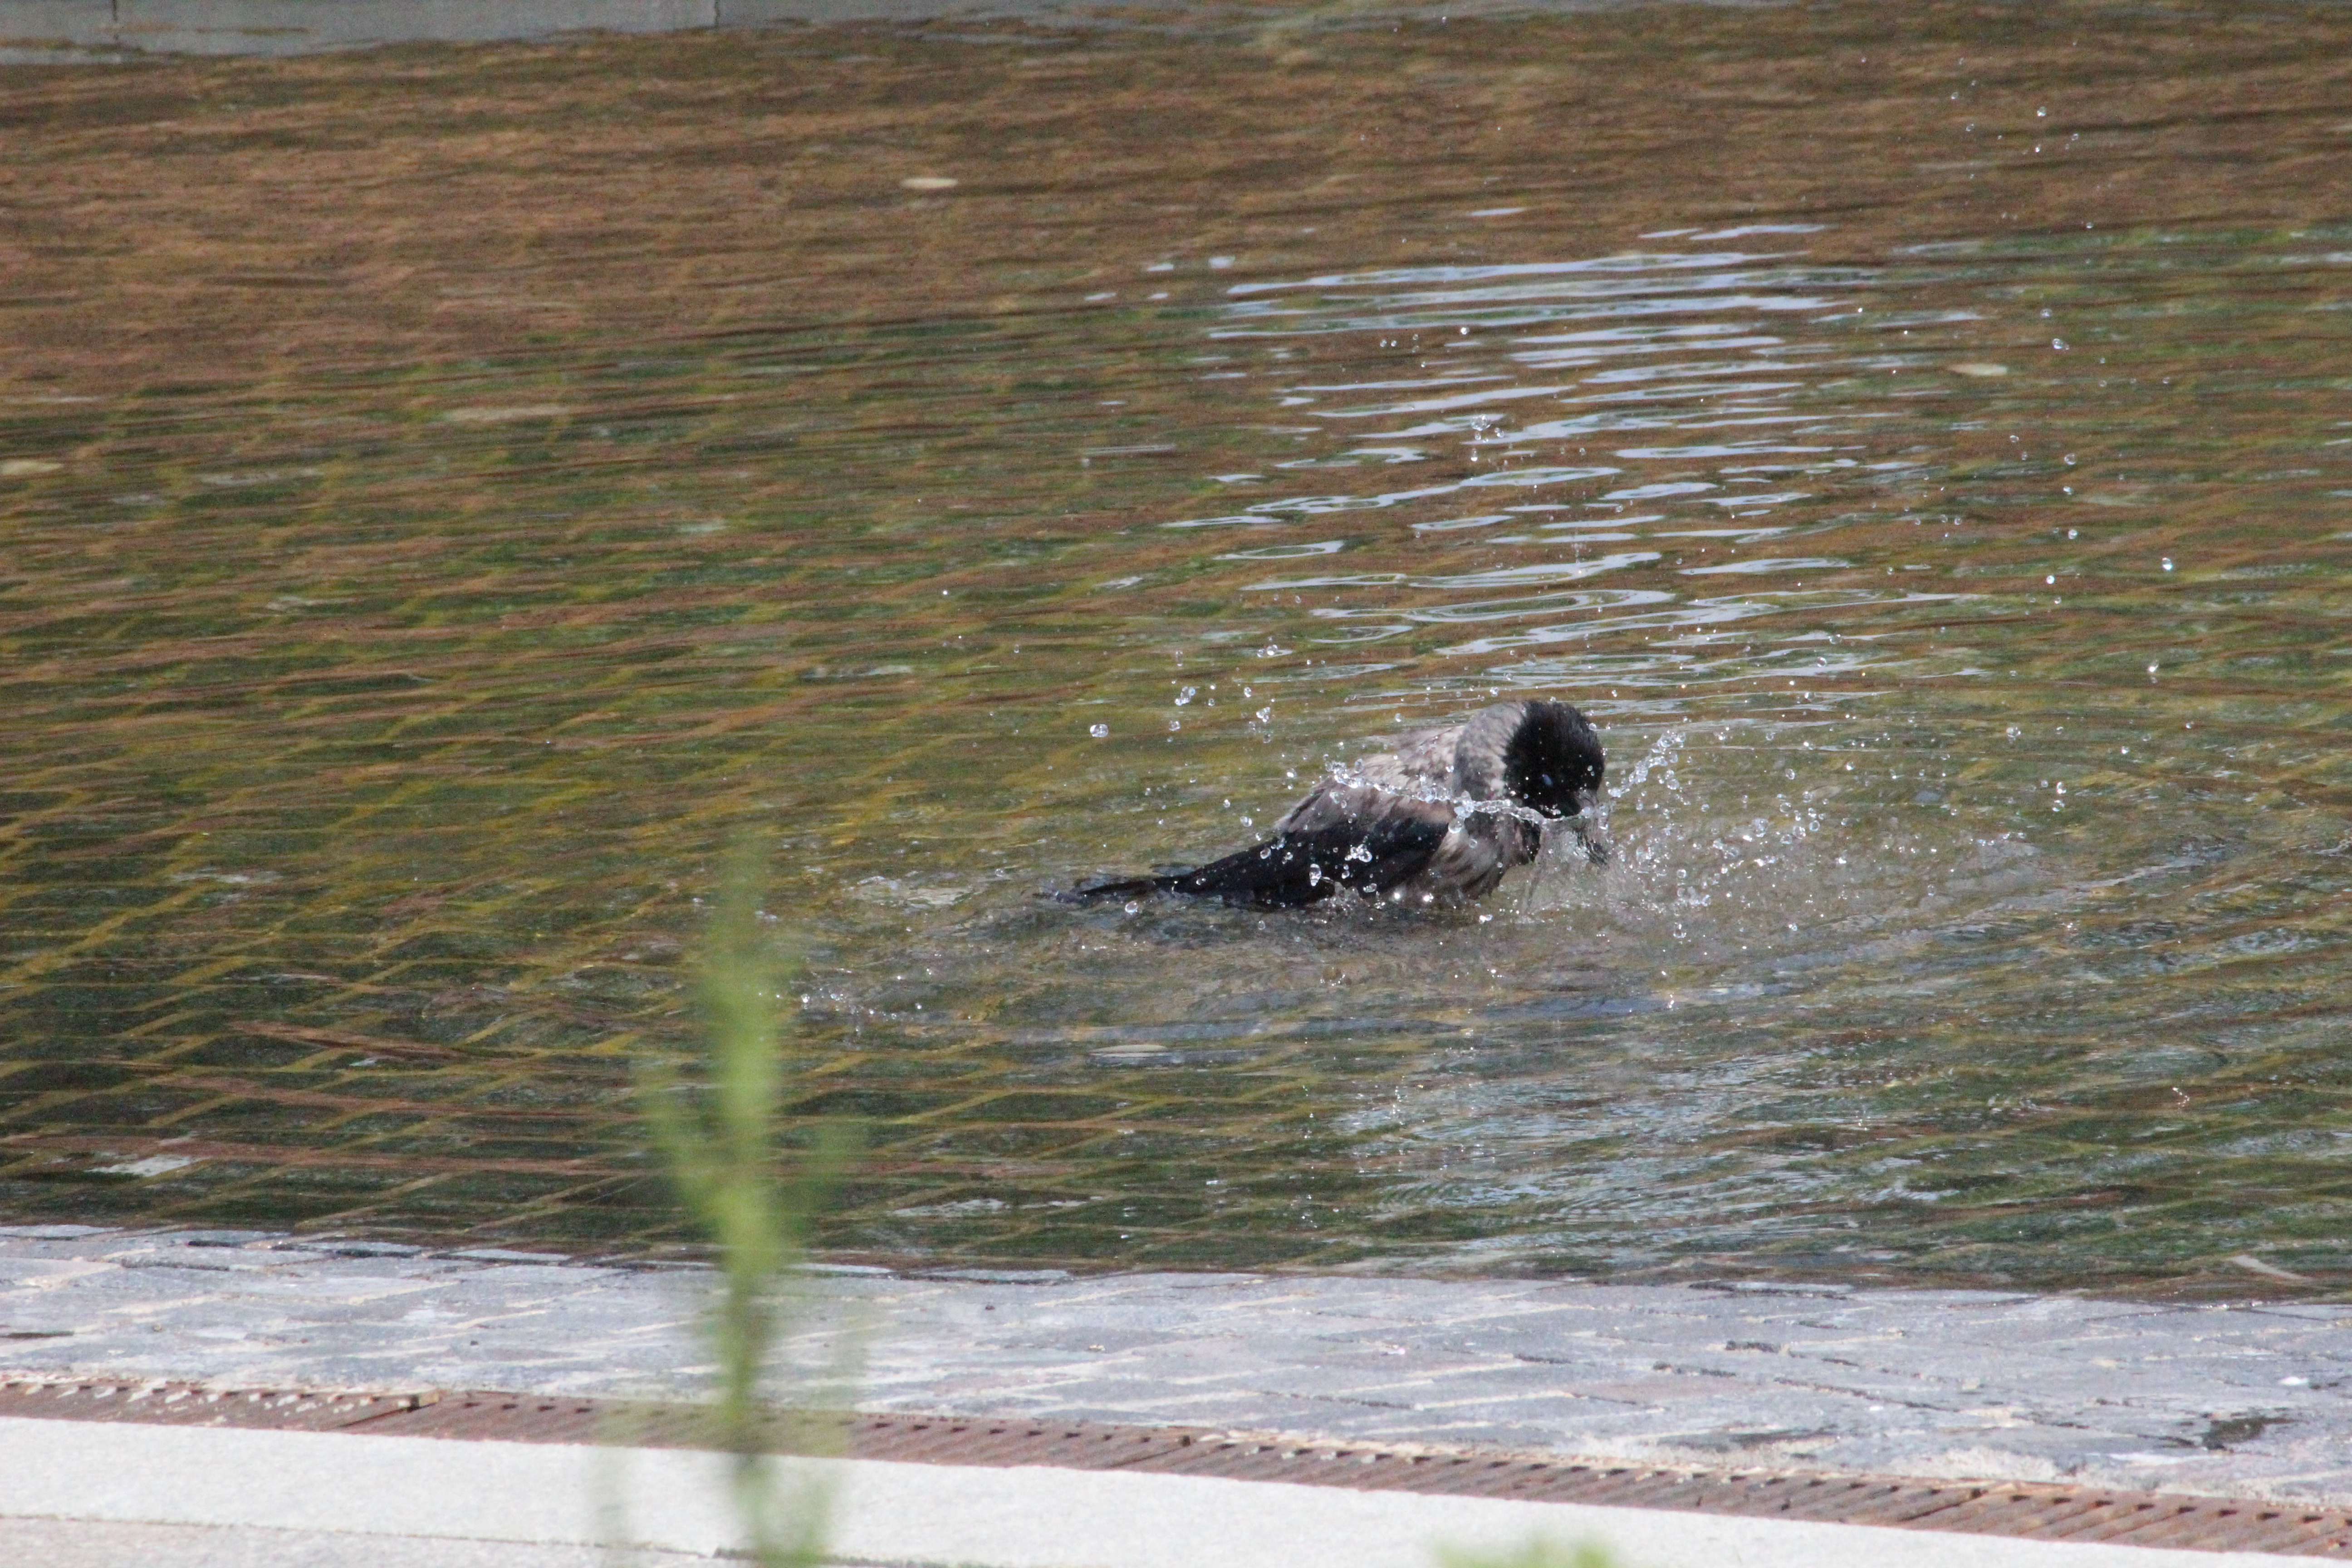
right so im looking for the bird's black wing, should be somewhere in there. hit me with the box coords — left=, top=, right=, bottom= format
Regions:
left=1070, top=785, right=1450, bottom=908
left=1157, top=813, right=1447, bottom=906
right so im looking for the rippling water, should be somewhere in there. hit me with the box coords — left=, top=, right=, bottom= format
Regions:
left=3, top=3, right=2348, bottom=1292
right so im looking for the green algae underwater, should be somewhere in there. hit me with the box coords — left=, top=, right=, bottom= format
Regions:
left=1, top=1, right=2349, bottom=1296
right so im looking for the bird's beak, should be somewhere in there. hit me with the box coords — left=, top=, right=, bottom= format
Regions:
left=1570, top=790, right=1610, bottom=865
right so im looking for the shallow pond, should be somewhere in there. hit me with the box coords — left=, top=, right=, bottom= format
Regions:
left=2, top=1, right=2349, bottom=1292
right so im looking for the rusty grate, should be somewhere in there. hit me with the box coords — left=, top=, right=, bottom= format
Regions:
left=2, top=1377, right=2347, bottom=1557
left=0, top=1376, right=429, bottom=1431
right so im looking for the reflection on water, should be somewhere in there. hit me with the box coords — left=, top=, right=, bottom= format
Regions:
left=3, top=3, right=2350, bottom=1293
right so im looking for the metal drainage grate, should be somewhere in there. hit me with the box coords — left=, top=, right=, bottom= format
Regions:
left=0, top=1376, right=428, bottom=1431
left=2, top=1377, right=2346, bottom=1558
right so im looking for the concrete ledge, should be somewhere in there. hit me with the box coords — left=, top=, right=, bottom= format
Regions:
left=0, top=1414, right=2317, bottom=1568
left=0, top=0, right=1138, bottom=60
left=0, top=1516, right=676, bottom=1568
left=2, top=1227, right=2345, bottom=1507
left=0, top=0, right=1655, bottom=59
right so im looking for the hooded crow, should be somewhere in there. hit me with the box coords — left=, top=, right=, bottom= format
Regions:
left=1072, top=699, right=1606, bottom=909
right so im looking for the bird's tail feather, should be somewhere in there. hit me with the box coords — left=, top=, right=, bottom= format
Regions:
left=1068, top=817, right=1445, bottom=910
left=1060, top=874, right=1171, bottom=903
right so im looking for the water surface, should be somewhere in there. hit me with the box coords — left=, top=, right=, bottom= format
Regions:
left=3, top=1, right=2349, bottom=1293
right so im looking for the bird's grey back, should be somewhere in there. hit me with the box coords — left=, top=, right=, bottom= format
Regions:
left=1347, top=720, right=1464, bottom=795
left=1314, top=702, right=1533, bottom=800
left=1447, top=702, right=1531, bottom=799
left=1269, top=718, right=1458, bottom=838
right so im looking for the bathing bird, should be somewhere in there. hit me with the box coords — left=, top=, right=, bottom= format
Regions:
left=1071, top=699, right=1606, bottom=909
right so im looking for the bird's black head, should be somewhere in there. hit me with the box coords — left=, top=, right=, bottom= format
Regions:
left=1502, top=700, right=1605, bottom=819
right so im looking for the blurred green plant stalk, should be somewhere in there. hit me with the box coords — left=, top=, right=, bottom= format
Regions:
left=636, top=844, right=860, bottom=1568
